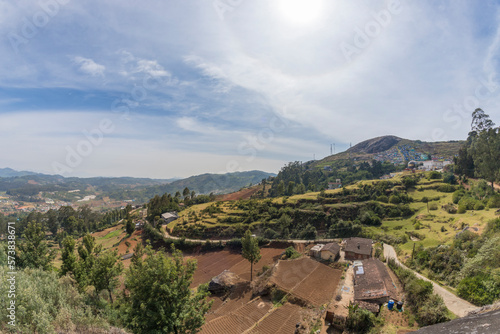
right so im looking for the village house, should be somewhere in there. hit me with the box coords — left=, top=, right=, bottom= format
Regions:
left=343, top=237, right=373, bottom=260
left=309, top=244, right=324, bottom=258
left=161, top=211, right=179, bottom=224
left=328, top=179, right=342, bottom=190
left=353, top=258, right=398, bottom=313
left=320, top=243, right=341, bottom=261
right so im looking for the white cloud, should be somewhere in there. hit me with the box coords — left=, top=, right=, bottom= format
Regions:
left=73, top=56, right=105, bottom=77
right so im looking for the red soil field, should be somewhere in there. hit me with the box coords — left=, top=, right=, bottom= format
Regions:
left=188, top=247, right=284, bottom=287
left=270, top=257, right=342, bottom=306
left=216, top=185, right=262, bottom=201
left=248, top=303, right=304, bottom=334
left=201, top=296, right=272, bottom=334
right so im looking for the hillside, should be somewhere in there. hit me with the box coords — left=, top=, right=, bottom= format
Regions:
left=314, top=136, right=464, bottom=168
left=0, top=167, right=39, bottom=178
left=0, top=169, right=275, bottom=210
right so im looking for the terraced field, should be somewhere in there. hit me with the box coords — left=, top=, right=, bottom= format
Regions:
left=247, top=303, right=304, bottom=334
left=188, top=247, right=284, bottom=287
left=270, top=257, right=342, bottom=306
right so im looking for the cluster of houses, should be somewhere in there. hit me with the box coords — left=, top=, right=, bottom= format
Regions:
left=309, top=237, right=400, bottom=327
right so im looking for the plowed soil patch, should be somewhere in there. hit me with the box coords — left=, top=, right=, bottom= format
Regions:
left=248, top=303, right=303, bottom=334
left=217, top=185, right=263, bottom=201
left=189, top=248, right=284, bottom=287
left=201, top=295, right=272, bottom=334
left=271, top=257, right=342, bottom=306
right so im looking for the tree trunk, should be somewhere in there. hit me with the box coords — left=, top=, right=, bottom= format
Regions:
left=250, top=261, right=253, bottom=282
left=108, top=289, right=113, bottom=304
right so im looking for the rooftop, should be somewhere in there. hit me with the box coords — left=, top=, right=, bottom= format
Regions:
left=321, top=243, right=340, bottom=254
left=344, top=237, right=372, bottom=256
left=353, top=258, right=397, bottom=302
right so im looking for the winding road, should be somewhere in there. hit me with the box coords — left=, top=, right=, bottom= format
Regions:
left=383, top=244, right=477, bottom=317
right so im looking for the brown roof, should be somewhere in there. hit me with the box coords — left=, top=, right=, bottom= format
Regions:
left=344, top=237, right=372, bottom=256
left=353, top=258, right=397, bottom=302
left=321, top=243, right=340, bottom=255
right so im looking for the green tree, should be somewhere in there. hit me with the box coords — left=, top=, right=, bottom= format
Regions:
left=241, top=230, right=261, bottom=282
left=60, top=236, right=76, bottom=277
left=16, top=221, right=56, bottom=271
left=472, top=127, right=500, bottom=191
left=74, top=234, right=102, bottom=291
left=92, top=249, right=123, bottom=303
left=471, top=108, right=495, bottom=134
left=126, top=218, right=135, bottom=235
left=125, top=246, right=212, bottom=334
left=183, top=187, right=190, bottom=199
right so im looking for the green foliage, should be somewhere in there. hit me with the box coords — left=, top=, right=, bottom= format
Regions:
left=60, top=236, right=76, bottom=277
left=437, top=184, right=457, bottom=193
left=345, top=303, right=380, bottom=333
left=285, top=246, right=301, bottom=259
left=457, top=275, right=500, bottom=306
left=428, top=171, right=442, bottom=179
left=91, top=249, right=123, bottom=303
left=125, top=218, right=134, bottom=235
left=241, top=230, right=262, bottom=281
left=124, top=246, right=212, bottom=334
left=388, top=259, right=450, bottom=326
left=0, top=266, right=110, bottom=333
left=16, top=221, right=56, bottom=271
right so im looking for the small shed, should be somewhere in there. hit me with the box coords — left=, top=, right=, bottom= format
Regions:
left=309, top=244, right=324, bottom=258
left=320, top=243, right=341, bottom=261
left=161, top=211, right=179, bottom=224
left=208, top=270, right=241, bottom=294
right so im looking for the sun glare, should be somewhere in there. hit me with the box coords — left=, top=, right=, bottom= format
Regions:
left=277, top=0, right=324, bottom=25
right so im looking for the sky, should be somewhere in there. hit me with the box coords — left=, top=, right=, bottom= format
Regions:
left=1, top=0, right=500, bottom=179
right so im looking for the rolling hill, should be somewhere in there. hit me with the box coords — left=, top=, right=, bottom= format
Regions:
left=314, top=135, right=463, bottom=168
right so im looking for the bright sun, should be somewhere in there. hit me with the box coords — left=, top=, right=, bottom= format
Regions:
left=276, top=0, right=323, bottom=25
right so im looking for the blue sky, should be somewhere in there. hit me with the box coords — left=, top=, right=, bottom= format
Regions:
left=1, top=0, right=500, bottom=178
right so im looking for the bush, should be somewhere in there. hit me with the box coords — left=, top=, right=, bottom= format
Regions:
left=345, top=304, right=380, bottom=333
left=417, top=294, right=450, bottom=326
left=457, top=275, right=500, bottom=306
left=284, top=246, right=301, bottom=259
left=474, top=202, right=485, bottom=211
left=487, top=195, right=500, bottom=208
left=429, top=203, right=438, bottom=210
left=458, top=204, right=467, bottom=214
left=429, top=171, right=442, bottom=179
left=377, top=195, right=389, bottom=203
left=438, top=184, right=456, bottom=193
left=389, top=195, right=401, bottom=204
left=0, top=266, right=109, bottom=334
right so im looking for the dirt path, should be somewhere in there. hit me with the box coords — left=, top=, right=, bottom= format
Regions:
left=383, top=244, right=477, bottom=317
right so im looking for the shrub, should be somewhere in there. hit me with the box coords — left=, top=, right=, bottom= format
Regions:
left=345, top=304, right=380, bottom=333
left=429, top=171, right=442, bottom=179
left=284, top=246, right=301, bottom=259
left=389, top=195, right=401, bottom=204
left=0, top=266, right=109, bottom=334
left=429, top=203, right=438, bottom=210
left=458, top=204, right=467, bottom=214
left=438, top=184, right=456, bottom=193
left=377, top=195, right=389, bottom=203
left=474, top=202, right=485, bottom=211
left=457, top=275, right=500, bottom=306
left=487, top=195, right=500, bottom=208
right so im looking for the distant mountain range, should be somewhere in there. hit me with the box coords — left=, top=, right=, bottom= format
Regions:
left=0, top=167, right=40, bottom=178
left=0, top=168, right=275, bottom=203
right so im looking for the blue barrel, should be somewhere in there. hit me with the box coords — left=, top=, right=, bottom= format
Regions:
left=387, top=300, right=395, bottom=310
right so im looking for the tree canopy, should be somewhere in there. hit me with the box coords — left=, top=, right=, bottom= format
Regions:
left=124, top=245, right=212, bottom=334
left=241, top=229, right=262, bottom=281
